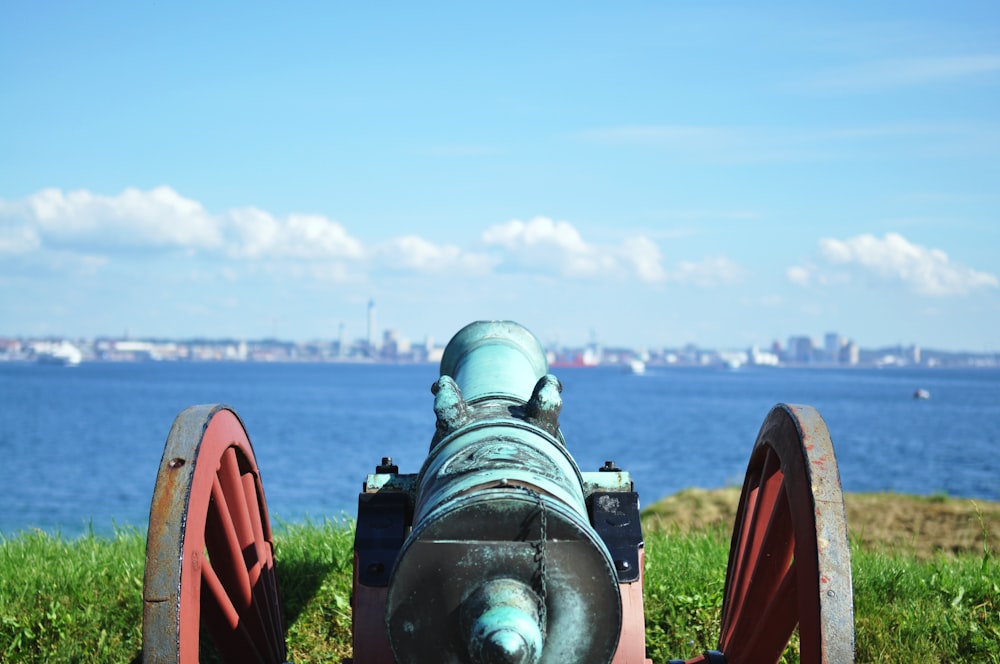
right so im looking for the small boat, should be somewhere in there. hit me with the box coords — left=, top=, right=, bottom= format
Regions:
left=35, top=341, right=83, bottom=366
left=913, top=389, right=930, bottom=400
left=627, top=359, right=646, bottom=375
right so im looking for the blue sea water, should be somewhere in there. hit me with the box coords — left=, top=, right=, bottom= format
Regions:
left=0, top=361, right=997, bottom=538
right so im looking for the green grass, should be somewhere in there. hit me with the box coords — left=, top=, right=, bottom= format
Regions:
left=851, top=547, right=999, bottom=661
left=642, top=528, right=1000, bottom=663
left=1, top=522, right=997, bottom=663
left=0, top=526, right=145, bottom=662
left=274, top=519, right=355, bottom=664
left=642, top=527, right=733, bottom=662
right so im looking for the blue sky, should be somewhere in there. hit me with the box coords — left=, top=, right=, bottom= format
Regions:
left=2, top=2, right=998, bottom=351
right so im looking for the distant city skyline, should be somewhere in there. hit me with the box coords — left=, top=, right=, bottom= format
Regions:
left=2, top=291, right=991, bottom=354
left=2, top=4, right=998, bottom=351
left=1, top=321, right=992, bottom=359
left=6, top=325, right=996, bottom=371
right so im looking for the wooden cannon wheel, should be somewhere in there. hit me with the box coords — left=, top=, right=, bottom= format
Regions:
left=684, top=403, right=855, bottom=664
left=142, top=404, right=287, bottom=663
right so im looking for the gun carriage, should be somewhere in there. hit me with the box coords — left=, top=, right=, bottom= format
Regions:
left=142, top=321, right=854, bottom=663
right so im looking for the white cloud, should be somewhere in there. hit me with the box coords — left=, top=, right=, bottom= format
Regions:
left=481, top=216, right=668, bottom=283
left=0, top=223, right=41, bottom=254
left=786, top=265, right=811, bottom=287
left=377, top=235, right=496, bottom=275
left=818, top=232, right=998, bottom=296
left=0, top=187, right=367, bottom=264
left=482, top=216, right=589, bottom=254
left=225, top=207, right=277, bottom=257
left=227, top=208, right=364, bottom=260
left=21, top=186, right=223, bottom=249
left=2, top=188, right=720, bottom=288
left=620, top=236, right=666, bottom=283
left=483, top=216, right=610, bottom=278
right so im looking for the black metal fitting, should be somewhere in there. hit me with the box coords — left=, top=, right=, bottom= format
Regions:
left=354, top=491, right=408, bottom=586
left=376, top=456, right=399, bottom=474
left=588, top=491, right=643, bottom=583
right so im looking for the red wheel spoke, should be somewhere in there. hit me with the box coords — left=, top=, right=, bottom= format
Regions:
left=720, top=453, right=763, bottom=631
left=748, top=448, right=784, bottom=554
left=220, top=446, right=255, bottom=548
left=721, top=482, right=794, bottom=654
left=207, top=476, right=254, bottom=609
left=204, top=464, right=283, bottom=661
left=742, top=561, right=799, bottom=661
left=721, top=447, right=784, bottom=646
left=202, top=556, right=268, bottom=664
left=203, top=556, right=240, bottom=630
left=742, top=481, right=793, bottom=612
left=243, top=473, right=267, bottom=573
left=243, top=473, right=285, bottom=659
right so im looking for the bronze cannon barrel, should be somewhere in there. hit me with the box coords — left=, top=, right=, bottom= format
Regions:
left=385, top=321, right=623, bottom=664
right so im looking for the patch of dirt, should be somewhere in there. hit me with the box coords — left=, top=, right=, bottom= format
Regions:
left=641, top=488, right=999, bottom=559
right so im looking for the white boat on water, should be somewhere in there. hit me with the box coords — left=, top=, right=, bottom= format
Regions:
left=913, top=388, right=930, bottom=400
left=627, top=359, right=646, bottom=375
left=35, top=341, right=83, bottom=366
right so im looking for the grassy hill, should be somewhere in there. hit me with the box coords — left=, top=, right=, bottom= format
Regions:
left=643, top=487, right=999, bottom=559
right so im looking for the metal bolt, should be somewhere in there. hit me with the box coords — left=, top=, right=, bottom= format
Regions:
left=376, top=457, right=399, bottom=474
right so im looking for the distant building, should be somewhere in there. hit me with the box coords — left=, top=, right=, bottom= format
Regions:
left=0, top=338, right=22, bottom=357
left=366, top=299, right=376, bottom=358
left=844, top=341, right=860, bottom=366
left=748, top=345, right=780, bottom=366
left=787, top=336, right=815, bottom=363
left=824, top=333, right=845, bottom=364
left=380, top=329, right=411, bottom=361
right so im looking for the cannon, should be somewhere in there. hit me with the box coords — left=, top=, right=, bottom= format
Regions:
left=142, top=320, right=855, bottom=663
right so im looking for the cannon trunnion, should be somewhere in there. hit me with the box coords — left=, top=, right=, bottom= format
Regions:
left=142, top=320, right=855, bottom=663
